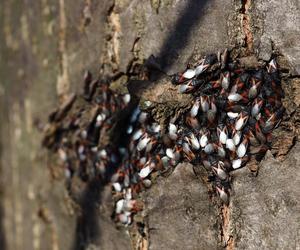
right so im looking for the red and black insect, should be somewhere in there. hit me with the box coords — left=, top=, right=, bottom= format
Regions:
left=46, top=50, right=284, bottom=225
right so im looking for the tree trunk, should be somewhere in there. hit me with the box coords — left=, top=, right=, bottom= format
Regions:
left=0, top=0, right=300, bottom=249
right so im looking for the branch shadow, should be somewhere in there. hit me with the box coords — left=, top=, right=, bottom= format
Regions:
left=72, top=179, right=103, bottom=250
left=156, top=0, right=209, bottom=72
left=130, top=0, right=209, bottom=95
left=72, top=0, right=209, bottom=249
left=71, top=102, right=137, bottom=250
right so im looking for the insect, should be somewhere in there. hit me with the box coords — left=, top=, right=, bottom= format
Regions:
left=44, top=50, right=284, bottom=226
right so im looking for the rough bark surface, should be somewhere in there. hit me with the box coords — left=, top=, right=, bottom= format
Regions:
left=144, top=163, right=220, bottom=250
left=0, top=0, right=300, bottom=250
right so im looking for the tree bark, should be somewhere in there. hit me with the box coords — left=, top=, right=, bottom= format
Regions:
left=0, top=0, right=300, bottom=249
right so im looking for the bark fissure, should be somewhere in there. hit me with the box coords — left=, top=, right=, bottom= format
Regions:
left=241, top=0, right=253, bottom=53
left=220, top=205, right=234, bottom=250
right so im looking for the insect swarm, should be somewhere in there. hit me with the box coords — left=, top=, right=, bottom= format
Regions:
left=43, top=49, right=284, bottom=226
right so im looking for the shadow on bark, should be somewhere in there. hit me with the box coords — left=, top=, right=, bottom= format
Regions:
left=131, top=0, right=209, bottom=94
left=72, top=180, right=103, bottom=250
left=71, top=103, right=137, bottom=250
left=157, top=0, right=209, bottom=71
left=72, top=0, right=209, bottom=248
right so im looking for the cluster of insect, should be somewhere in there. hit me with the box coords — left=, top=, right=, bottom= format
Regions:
left=47, top=50, right=284, bottom=226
